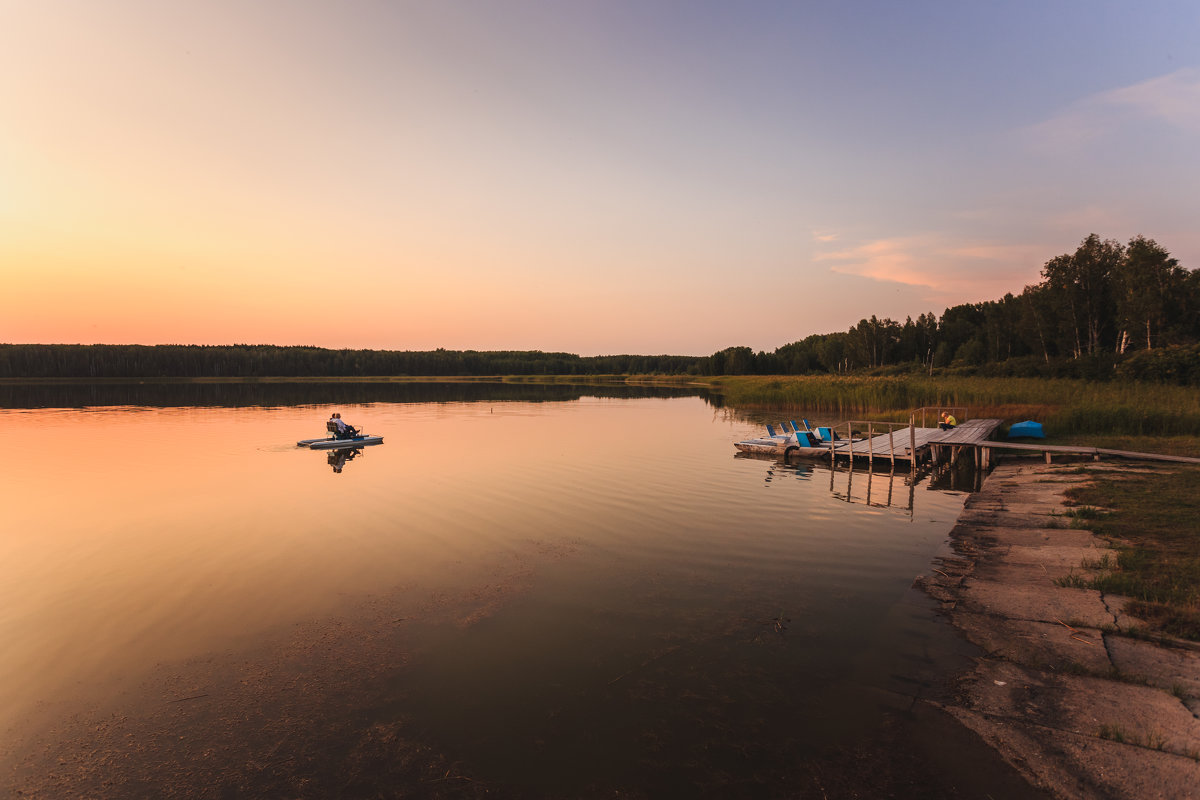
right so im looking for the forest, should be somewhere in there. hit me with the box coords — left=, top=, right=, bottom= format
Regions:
left=713, top=233, right=1200, bottom=384
left=0, top=344, right=704, bottom=380
left=4, top=234, right=1199, bottom=385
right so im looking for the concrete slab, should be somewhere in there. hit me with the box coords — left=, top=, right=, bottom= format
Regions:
left=950, top=613, right=1113, bottom=675
left=1107, top=635, right=1200, bottom=703
left=1048, top=673, right=1200, bottom=756
left=1045, top=726, right=1200, bottom=800
left=973, top=561, right=1075, bottom=586
left=925, top=460, right=1200, bottom=797
left=939, top=704, right=1102, bottom=800
left=949, top=661, right=1200, bottom=799
left=1002, top=544, right=1106, bottom=569
left=959, top=579, right=1116, bottom=629
left=950, top=525, right=1101, bottom=549
left=1102, top=594, right=1149, bottom=631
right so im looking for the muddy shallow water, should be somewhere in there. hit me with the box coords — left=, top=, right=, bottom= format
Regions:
left=0, top=385, right=1038, bottom=797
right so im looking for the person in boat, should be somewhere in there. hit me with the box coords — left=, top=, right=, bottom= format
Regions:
left=329, top=412, right=359, bottom=439
left=939, top=411, right=957, bottom=430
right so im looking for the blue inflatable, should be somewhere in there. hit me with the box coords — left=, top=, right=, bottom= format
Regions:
left=1007, top=420, right=1045, bottom=439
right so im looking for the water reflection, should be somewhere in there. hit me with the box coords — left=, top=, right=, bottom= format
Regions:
left=752, top=457, right=813, bottom=486
left=927, top=459, right=987, bottom=493
left=326, top=447, right=362, bottom=473
left=0, top=392, right=983, bottom=797
left=830, top=463, right=921, bottom=513
left=0, top=379, right=713, bottom=409
left=738, top=451, right=952, bottom=515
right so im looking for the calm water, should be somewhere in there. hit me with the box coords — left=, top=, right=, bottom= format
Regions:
left=0, top=384, right=989, bottom=796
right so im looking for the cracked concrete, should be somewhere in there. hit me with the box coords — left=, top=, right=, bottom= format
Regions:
left=916, top=460, right=1200, bottom=799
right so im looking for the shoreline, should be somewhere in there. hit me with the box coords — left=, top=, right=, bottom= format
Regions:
left=917, top=458, right=1200, bottom=798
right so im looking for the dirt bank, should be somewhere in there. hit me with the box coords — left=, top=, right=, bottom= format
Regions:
left=918, top=460, right=1200, bottom=799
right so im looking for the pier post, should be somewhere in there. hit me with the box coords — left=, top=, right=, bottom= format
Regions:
left=846, top=452, right=854, bottom=500
left=847, top=423, right=854, bottom=476
left=868, top=422, right=874, bottom=466
left=909, top=414, right=916, bottom=479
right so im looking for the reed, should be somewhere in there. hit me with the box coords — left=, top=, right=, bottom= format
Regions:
left=691, top=375, right=1200, bottom=437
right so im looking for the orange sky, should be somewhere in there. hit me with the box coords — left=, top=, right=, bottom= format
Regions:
left=2, top=1, right=1197, bottom=355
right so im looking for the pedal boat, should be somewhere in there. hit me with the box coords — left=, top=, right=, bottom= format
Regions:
left=297, top=434, right=384, bottom=449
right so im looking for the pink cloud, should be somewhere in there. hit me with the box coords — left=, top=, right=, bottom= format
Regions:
left=1023, top=68, right=1200, bottom=152
left=813, top=235, right=1047, bottom=301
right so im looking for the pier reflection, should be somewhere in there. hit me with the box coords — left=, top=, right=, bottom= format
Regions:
left=829, top=462, right=916, bottom=515
left=737, top=451, right=980, bottom=516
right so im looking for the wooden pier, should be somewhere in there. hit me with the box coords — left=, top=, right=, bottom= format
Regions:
left=976, top=440, right=1200, bottom=465
left=737, top=412, right=1200, bottom=469
left=753, top=417, right=1004, bottom=470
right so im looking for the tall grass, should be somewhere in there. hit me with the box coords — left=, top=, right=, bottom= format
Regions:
left=692, top=375, right=1200, bottom=437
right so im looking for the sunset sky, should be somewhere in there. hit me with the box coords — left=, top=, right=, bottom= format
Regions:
left=2, top=0, right=1198, bottom=356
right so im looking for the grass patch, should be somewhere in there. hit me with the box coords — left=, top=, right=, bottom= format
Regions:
left=1055, top=572, right=1090, bottom=589
left=1065, top=466, right=1200, bottom=640
left=1097, top=724, right=1168, bottom=750
left=1063, top=505, right=1111, bottom=520
left=1081, top=552, right=1116, bottom=571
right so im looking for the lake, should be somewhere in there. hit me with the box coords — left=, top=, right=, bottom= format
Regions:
left=0, top=383, right=1029, bottom=797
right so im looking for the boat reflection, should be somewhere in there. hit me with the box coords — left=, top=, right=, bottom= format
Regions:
left=758, top=460, right=813, bottom=486
left=326, top=447, right=363, bottom=474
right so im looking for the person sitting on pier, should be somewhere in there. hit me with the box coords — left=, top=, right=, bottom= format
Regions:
left=328, top=412, right=359, bottom=439
left=939, top=411, right=957, bottom=430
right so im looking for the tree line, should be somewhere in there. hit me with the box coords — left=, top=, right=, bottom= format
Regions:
left=3, top=233, right=1198, bottom=384
left=711, top=234, right=1200, bottom=384
left=0, top=379, right=709, bottom=410
left=0, top=344, right=705, bottom=380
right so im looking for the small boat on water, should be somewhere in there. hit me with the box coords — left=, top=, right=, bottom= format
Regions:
left=298, top=417, right=384, bottom=449
left=297, top=434, right=384, bottom=449
left=734, top=420, right=841, bottom=456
